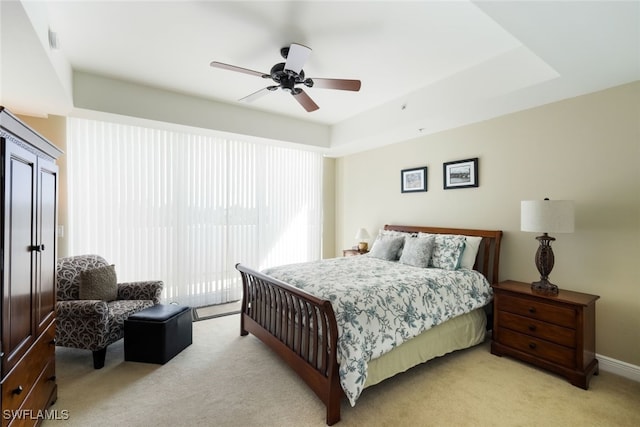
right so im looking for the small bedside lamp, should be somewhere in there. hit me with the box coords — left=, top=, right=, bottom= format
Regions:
left=521, top=198, right=574, bottom=295
left=354, top=228, right=371, bottom=252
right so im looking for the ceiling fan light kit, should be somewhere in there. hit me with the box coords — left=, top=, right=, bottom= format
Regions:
left=210, top=43, right=361, bottom=112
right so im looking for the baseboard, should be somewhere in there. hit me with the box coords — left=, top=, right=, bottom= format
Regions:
left=597, top=353, right=640, bottom=383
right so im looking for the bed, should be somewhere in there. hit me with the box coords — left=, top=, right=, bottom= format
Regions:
left=236, top=225, right=502, bottom=425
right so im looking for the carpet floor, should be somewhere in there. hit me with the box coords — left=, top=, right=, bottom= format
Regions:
left=45, top=314, right=640, bottom=426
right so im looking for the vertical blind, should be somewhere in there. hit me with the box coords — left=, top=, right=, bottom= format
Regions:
left=67, top=117, right=323, bottom=307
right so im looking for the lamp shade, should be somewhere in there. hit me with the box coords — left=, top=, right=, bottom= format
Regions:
left=354, top=228, right=370, bottom=241
left=521, top=199, right=575, bottom=233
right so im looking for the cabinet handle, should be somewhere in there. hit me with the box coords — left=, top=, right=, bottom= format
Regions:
left=528, top=342, right=537, bottom=350
left=29, top=244, right=45, bottom=252
left=528, top=306, right=536, bottom=314
left=12, top=385, right=23, bottom=395
left=528, top=324, right=536, bottom=332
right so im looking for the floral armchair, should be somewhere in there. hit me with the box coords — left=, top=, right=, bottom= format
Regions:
left=56, top=254, right=163, bottom=368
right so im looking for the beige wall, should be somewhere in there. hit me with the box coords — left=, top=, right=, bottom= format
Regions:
left=335, top=81, right=640, bottom=366
left=322, top=157, right=337, bottom=259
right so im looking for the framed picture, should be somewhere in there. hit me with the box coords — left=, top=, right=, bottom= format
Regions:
left=401, top=167, right=427, bottom=193
left=443, top=158, right=478, bottom=189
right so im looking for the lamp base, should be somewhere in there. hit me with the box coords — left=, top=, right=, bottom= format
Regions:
left=531, top=279, right=558, bottom=295
left=358, top=242, right=368, bottom=252
left=532, top=233, right=559, bottom=295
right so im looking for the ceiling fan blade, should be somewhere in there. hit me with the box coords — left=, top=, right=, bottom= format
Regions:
left=284, top=43, right=312, bottom=74
left=310, top=78, right=361, bottom=91
left=292, top=89, right=319, bottom=112
left=210, top=61, right=267, bottom=78
left=239, top=86, right=276, bottom=103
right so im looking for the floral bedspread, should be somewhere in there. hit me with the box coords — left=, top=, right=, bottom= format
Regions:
left=262, top=255, right=492, bottom=406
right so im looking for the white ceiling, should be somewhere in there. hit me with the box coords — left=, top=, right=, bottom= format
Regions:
left=1, top=1, right=638, bottom=155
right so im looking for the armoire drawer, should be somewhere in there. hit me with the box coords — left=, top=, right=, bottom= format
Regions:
left=1, top=322, right=55, bottom=418
left=5, top=360, right=57, bottom=427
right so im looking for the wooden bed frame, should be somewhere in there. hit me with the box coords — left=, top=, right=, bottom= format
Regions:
left=236, top=225, right=502, bottom=425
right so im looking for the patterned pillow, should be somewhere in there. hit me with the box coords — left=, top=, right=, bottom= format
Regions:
left=399, top=235, right=435, bottom=268
left=368, top=234, right=406, bottom=261
left=79, top=264, right=118, bottom=301
left=426, top=234, right=466, bottom=270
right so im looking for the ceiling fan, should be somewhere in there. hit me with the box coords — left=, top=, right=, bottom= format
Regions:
left=210, top=43, right=361, bottom=112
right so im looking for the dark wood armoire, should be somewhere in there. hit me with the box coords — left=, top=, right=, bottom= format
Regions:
left=1, top=107, right=62, bottom=425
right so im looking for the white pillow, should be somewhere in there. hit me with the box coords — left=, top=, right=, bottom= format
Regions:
left=459, top=236, right=482, bottom=269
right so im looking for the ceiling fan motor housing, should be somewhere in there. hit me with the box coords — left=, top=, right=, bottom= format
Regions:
left=270, top=62, right=310, bottom=92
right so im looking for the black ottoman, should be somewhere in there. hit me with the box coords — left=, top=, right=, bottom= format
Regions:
left=124, top=304, right=192, bottom=364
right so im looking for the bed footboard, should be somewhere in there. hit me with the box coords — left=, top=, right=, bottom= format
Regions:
left=236, top=263, right=342, bottom=425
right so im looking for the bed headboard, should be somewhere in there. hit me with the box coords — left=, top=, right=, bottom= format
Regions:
left=383, top=224, right=503, bottom=284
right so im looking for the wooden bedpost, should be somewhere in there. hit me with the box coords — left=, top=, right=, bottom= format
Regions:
left=236, top=263, right=249, bottom=336
left=326, top=367, right=342, bottom=425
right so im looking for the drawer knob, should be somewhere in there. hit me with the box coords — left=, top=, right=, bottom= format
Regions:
left=12, top=385, right=23, bottom=395
left=528, top=342, right=537, bottom=350
left=528, top=307, right=536, bottom=314
left=50, top=338, right=57, bottom=346
left=48, top=375, right=57, bottom=382
left=528, top=324, right=536, bottom=332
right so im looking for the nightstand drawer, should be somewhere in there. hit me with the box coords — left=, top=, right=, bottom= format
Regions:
left=499, top=294, right=576, bottom=328
left=499, top=328, right=576, bottom=369
left=497, top=311, right=576, bottom=348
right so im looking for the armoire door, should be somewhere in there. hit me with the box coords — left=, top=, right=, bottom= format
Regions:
left=2, top=139, right=37, bottom=375
left=36, top=157, right=58, bottom=335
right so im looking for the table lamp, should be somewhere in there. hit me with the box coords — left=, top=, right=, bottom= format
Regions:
left=521, top=198, right=574, bottom=294
left=355, top=228, right=370, bottom=252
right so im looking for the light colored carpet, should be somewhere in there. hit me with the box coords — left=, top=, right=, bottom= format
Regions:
left=45, top=314, right=640, bottom=427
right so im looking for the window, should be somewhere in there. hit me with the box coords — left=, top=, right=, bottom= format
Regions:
left=67, top=117, right=322, bottom=307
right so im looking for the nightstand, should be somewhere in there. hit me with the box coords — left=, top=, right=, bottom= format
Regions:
left=491, top=280, right=599, bottom=389
left=342, top=249, right=368, bottom=257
